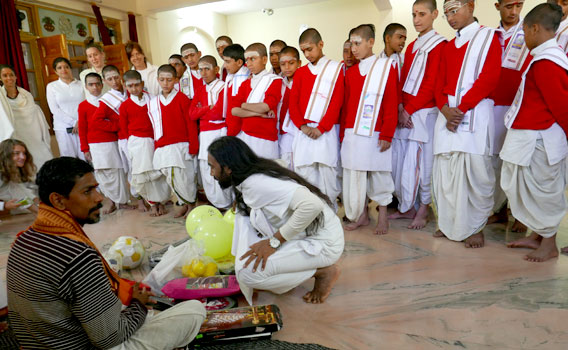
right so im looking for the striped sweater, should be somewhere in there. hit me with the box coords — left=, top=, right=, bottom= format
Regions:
left=6, top=229, right=147, bottom=349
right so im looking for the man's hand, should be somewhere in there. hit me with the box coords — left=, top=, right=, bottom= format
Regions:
left=300, top=124, right=311, bottom=136
left=262, top=110, right=276, bottom=119
left=441, top=105, right=464, bottom=132
left=309, top=127, right=322, bottom=139
left=398, top=108, right=411, bottom=128
left=240, top=239, right=276, bottom=272
left=132, top=283, right=153, bottom=305
left=84, top=151, right=92, bottom=163
left=4, top=199, right=22, bottom=211
left=72, top=123, right=79, bottom=134
left=378, top=140, right=391, bottom=152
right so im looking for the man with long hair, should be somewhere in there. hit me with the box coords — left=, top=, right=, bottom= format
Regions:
left=208, top=136, right=344, bottom=304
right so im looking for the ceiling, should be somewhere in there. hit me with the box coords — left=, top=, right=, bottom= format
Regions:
left=137, top=0, right=331, bottom=14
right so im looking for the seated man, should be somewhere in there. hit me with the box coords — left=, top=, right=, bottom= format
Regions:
left=6, top=157, right=205, bottom=349
left=208, top=137, right=345, bottom=304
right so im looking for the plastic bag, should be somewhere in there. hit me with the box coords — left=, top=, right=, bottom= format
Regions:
left=143, top=239, right=218, bottom=294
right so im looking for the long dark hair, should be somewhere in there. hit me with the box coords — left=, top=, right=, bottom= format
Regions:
left=208, top=136, right=332, bottom=235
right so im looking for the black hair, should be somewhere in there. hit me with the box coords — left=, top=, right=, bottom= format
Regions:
left=157, top=64, right=177, bottom=78
left=180, top=43, right=199, bottom=54
left=270, top=39, right=287, bottom=48
left=123, top=69, right=142, bottom=81
left=199, top=55, right=218, bottom=67
left=84, top=72, right=102, bottom=85
left=352, top=24, right=376, bottom=40
left=208, top=137, right=331, bottom=235
left=102, top=65, right=120, bottom=78
left=383, top=23, right=407, bottom=44
left=279, top=46, right=301, bottom=60
left=246, top=42, right=268, bottom=57
left=299, top=28, right=323, bottom=45
left=414, top=0, right=437, bottom=11
left=222, top=44, right=246, bottom=63
left=36, top=157, right=94, bottom=206
left=525, top=3, right=563, bottom=32
left=52, top=57, right=72, bottom=70
left=169, top=54, right=184, bottom=64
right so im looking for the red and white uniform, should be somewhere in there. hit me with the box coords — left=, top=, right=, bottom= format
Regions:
left=88, top=92, right=130, bottom=205
left=278, top=77, right=295, bottom=168
left=391, top=30, right=446, bottom=214
left=119, top=93, right=170, bottom=204
left=148, top=90, right=199, bottom=204
left=556, top=17, right=568, bottom=55
left=190, top=79, right=233, bottom=208
left=490, top=20, right=533, bottom=213
left=432, top=22, right=502, bottom=242
left=209, top=66, right=250, bottom=137
left=341, top=55, right=398, bottom=220
left=177, top=67, right=202, bottom=100
left=500, top=38, right=568, bottom=238
left=289, top=56, right=344, bottom=205
left=232, top=70, right=282, bottom=159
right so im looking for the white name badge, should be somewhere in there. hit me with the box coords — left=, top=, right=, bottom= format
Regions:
left=502, top=32, right=526, bottom=70
left=357, top=104, right=375, bottom=134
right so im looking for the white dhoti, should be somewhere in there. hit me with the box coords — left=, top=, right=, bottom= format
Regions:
left=128, top=136, right=170, bottom=204
left=391, top=127, right=410, bottom=204
left=108, top=300, right=206, bottom=350
left=342, top=169, right=394, bottom=221
left=279, top=132, right=295, bottom=169
left=198, top=128, right=232, bottom=208
left=154, top=142, right=197, bottom=204
left=500, top=126, right=568, bottom=238
left=393, top=108, right=437, bottom=213
left=295, top=164, right=340, bottom=205
left=492, top=105, right=509, bottom=212
left=237, top=132, right=279, bottom=159
left=90, top=142, right=130, bottom=204
left=233, top=206, right=344, bottom=305
left=54, top=130, right=84, bottom=160
left=118, top=138, right=137, bottom=198
left=432, top=152, right=495, bottom=241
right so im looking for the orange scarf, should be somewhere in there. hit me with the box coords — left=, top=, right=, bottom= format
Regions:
left=21, top=204, right=134, bottom=305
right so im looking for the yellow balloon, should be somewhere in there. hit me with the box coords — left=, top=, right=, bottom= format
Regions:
left=223, top=209, right=236, bottom=226
left=193, top=218, right=233, bottom=259
left=185, top=205, right=223, bottom=238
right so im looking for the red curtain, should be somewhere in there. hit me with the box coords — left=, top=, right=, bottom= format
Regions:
left=91, top=2, right=113, bottom=45
left=0, top=0, right=29, bottom=90
left=128, top=12, right=138, bottom=43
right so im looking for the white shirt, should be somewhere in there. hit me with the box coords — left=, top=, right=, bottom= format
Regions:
left=136, top=62, right=159, bottom=96
left=46, top=79, right=85, bottom=130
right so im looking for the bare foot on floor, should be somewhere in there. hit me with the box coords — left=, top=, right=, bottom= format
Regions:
left=103, top=202, right=117, bottom=215
left=388, top=207, right=416, bottom=220
left=374, top=206, right=389, bottom=235
left=174, top=203, right=190, bottom=218
left=524, top=236, right=558, bottom=262
left=150, top=203, right=167, bottom=217
left=486, top=207, right=509, bottom=225
left=507, top=232, right=542, bottom=250
left=137, top=199, right=148, bottom=213
left=408, top=204, right=429, bottom=230
left=303, top=264, right=340, bottom=304
left=344, top=211, right=369, bottom=231
left=119, top=203, right=137, bottom=210
left=464, top=231, right=484, bottom=248
left=511, top=219, right=528, bottom=233
left=433, top=230, right=445, bottom=238
left=561, top=246, right=568, bottom=254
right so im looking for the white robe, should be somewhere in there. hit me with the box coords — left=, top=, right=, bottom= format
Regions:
left=233, top=174, right=344, bottom=305
left=135, top=62, right=160, bottom=97
left=128, top=136, right=170, bottom=204
left=1, top=86, right=53, bottom=170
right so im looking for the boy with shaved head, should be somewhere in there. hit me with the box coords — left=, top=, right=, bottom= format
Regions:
left=231, top=43, right=283, bottom=159
left=269, top=39, right=287, bottom=76
left=148, top=64, right=199, bottom=218
left=341, top=24, right=398, bottom=234
left=289, top=28, right=344, bottom=208
left=501, top=3, right=568, bottom=261
left=547, top=0, right=568, bottom=54
left=190, top=55, right=232, bottom=208
left=487, top=0, right=531, bottom=232
left=389, top=0, right=447, bottom=230
left=216, top=36, right=233, bottom=81
left=432, top=0, right=502, bottom=248
left=179, top=43, right=203, bottom=100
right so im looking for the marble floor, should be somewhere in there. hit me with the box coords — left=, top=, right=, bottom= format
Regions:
left=1, top=203, right=568, bottom=350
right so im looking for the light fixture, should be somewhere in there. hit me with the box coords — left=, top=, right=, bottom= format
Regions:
left=262, top=8, right=274, bottom=16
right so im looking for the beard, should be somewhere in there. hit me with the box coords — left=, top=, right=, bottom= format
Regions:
left=216, top=170, right=232, bottom=189
left=77, top=203, right=103, bottom=225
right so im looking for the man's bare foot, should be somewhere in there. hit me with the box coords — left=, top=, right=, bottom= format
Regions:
left=525, top=236, right=559, bottom=262
left=344, top=210, right=369, bottom=231
left=118, top=203, right=136, bottom=210
left=374, top=205, right=389, bottom=235
left=464, top=231, right=484, bottom=248
left=511, top=219, right=528, bottom=233
left=507, top=232, right=542, bottom=250
left=388, top=207, right=416, bottom=220
left=561, top=246, right=568, bottom=254
left=103, top=202, right=117, bottom=215
left=303, top=264, right=340, bottom=304
left=408, top=204, right=429, bottom=230
left=149, top=204, right=166, bottom=217
left=137, top=199, right=149, bottom=212
left=174, top=203, right=190, bottom=218
left=487, top=206, right=509, bottom=225
left=433, top=230, right=445, bottom=238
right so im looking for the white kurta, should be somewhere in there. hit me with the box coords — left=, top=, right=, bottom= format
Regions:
left=136, top=63, right=160, bottom=97
left=233, top=174, right=344, bottom=305
left=90, top=141, right=130, bottom=204
left=1, top=86, right=53, bottom=170
left=128, top=136, right=170, bottom=204
left=46, top=79, right=85, bottom=159
left=154, top=142, right=197, bottom=204
left=199, top=128, right=232, bottom=208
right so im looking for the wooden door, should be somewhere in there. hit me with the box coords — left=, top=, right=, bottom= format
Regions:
left=37, top=34, right=70, bottom=85
left=103, top=44, right=129, bottom=75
